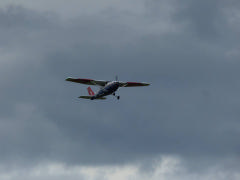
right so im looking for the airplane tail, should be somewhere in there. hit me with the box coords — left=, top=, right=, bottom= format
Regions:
left=87, top=87, right=95, bottom=96
left=78, top=87, right=106, bottom=100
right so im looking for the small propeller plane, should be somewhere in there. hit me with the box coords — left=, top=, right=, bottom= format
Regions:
left=66, top=76, right=150, bottom=100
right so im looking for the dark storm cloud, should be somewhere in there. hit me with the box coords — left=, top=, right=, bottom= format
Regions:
left=0, top=0, right=240, bottom=172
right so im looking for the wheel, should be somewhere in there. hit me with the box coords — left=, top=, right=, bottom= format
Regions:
left=117, top=96, right=120, bottom=100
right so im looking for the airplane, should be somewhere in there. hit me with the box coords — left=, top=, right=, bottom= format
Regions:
left=65, top=76, right=150, bottom=100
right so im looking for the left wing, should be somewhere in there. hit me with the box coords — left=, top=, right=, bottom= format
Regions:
left=66, top=77, right=108, bottom=86
left=119, top=81, right=150, bottom=87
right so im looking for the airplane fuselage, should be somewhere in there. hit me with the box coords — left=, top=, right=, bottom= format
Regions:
left=91, top=81, right=120, bottom=100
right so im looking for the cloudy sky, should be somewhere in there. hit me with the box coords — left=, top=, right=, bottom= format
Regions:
left=0, top=0, right=240, bottom=179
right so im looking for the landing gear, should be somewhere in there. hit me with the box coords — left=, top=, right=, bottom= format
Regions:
left=112, top=93, right=120, bottom=100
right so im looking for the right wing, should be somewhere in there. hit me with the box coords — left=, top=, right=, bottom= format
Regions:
left=118, top=82, right=150, bottom=87
left=79, top=96, right=106, bottom=100
left=66, top=77, right=108, bottom=87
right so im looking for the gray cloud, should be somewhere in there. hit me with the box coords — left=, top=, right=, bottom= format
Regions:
left=0, top=1, right=240, bottom=177
left=0, top=156, right=239, bottom=180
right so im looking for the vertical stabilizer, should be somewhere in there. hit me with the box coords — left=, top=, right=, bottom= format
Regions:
left=87, top=87, right=95, bottom=96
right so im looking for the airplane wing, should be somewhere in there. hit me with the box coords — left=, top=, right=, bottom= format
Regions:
left=66, top=77, right=108, bottom=86
left=119, top=82, right=150, bottom=87
left=79, top=96, right=106, bottom=100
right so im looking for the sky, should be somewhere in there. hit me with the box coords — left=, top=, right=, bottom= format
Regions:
left=0, top=0, right=240, bottom=179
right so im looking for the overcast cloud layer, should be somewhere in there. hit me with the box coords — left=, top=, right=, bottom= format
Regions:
left=0, top=0, right=240, bottom=179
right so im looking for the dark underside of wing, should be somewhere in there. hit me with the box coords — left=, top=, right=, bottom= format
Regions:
left=66, top=77, right=150, bottom=87
left=66, top=77, right=94, bottom=85
left=66, top=77, right=107, bottom=86
left=120, top=82, right=150, bottom=87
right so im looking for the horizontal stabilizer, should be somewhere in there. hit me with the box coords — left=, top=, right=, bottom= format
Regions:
left=78, top=96, right=106, bottom=100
